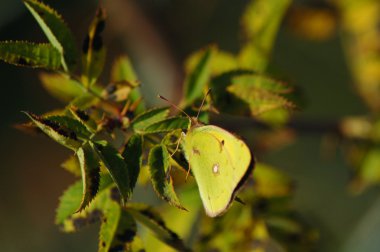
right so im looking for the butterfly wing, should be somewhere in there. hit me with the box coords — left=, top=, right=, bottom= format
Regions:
left=182, top=125, right=252, bottom=217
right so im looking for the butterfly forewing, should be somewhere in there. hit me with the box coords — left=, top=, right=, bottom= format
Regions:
left=182, top=125, right=251, bottom=217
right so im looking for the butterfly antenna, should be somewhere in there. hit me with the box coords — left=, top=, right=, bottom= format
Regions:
left=196, top=88, right=211, bottom=120
left=158, top=95, right=192, bottom=119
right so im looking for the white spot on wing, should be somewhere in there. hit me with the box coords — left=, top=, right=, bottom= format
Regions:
left=212, top=163, right=219, bottom=174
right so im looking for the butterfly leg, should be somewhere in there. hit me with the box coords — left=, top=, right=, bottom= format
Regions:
left=185, top=163, right=191, bottom=182
left=165, top=132, right=184, bottom=181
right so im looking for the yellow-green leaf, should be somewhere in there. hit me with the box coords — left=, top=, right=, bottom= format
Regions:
left=39, top=73, right=85, bottom=102
left=183, top=46, right=214, bottom=106
left=82, top=8, right=106, bottom=86
left=0, top=41, right=61, bottom=69
left=23, top=0, right=78, bottom=71
left=24, top=111, right=82, bottom=151
left=148, top=145, right=185, bottom=210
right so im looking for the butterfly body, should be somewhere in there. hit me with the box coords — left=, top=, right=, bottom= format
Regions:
left=181, top=124, right=252, bottom=217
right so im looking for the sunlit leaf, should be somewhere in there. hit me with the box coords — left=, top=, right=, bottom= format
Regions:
left=99, top=201, right=141, bottom=252
left=91, top=141, right=131, bottom=204
left=183, top=46, right=214, bottom=106
left=61, top=155, right=81, bottom=177
left=357, top=148, right=380, bottom=186
left=82, top=8, right=106, bottom=86
left=39, top=72, right=85, bottom=102
left=76, top=143, right=101, bottom=212
left=24, top=111, right=82, bottom=151
left=143, top=117, right=190, bottom=134
left=239, top=0, right=291, bottom=71
left=55, top=174, right=113, bottom=231
left=0, top=41, right=61, bottom=69
left=127, top=203, right=190, bottom=252
left=210, top=70, right=294, bottom=126
left=227, top=81, right=294, bottom=115
left=131, top=107, right=170, bottom=133
left=185, top=47, right=238, bottom=75
left=148, top=145, right=185, bottom=210
left=23, top=0, right=78, bottom=71
left=122, top=134, right=143, bottom=193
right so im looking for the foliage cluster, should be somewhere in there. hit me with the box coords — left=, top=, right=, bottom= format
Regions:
left=3, top=0, right=380, bottom=251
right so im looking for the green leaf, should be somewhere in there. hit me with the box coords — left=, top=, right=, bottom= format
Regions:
left=76, top=143, right=101, bottom=212
left=55, top=175, right=113, bottom=232
left=61, top=155, right=81, bottom=177
left=232, top=74, right=292, bottom=94
left=185, top=47, right=238, bottom=75
left=111, top=56, right=137, bottom=81
left=143, top=117, right=191, bottom=134
left=99, top=202, right=141, bottom=252
left=253, top=163, right=293, bottom=198
left=46, top=115, right=92, bottom=139
left=359, top=148, right=380, bottom=184
left=23, top=0, right=78, bottom=71
left=183, top=46, right=214, bottom=106
left=24, top=111, right=82, bottom=151
left=69, top=106, right=97, bottom=133
left=91, top=141, right=131, bottom=204
left=127, top=203, right=190, bottom=252
left=239, top=0, right=291, bottom=71
left=0, top=41, right=61, bottom=69
left=39, top=73, right=85, bottom=102
left=131, top=107, right=170, bottom=133
left=82, top=8, right=106, bottom=86
left=227, top=81, right=294, bottom=115
left=111, top=56, right=145, bottom=114
left=148, top=145, right=185, bottom=210
left=55, top=180, right=82, bottom=226
left=122, top=134, right=143, bottom=192
left=210, top=71, right=294, bottom=122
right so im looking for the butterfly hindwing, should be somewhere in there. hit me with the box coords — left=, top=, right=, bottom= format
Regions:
left=182, top=125, right=252, bottom=217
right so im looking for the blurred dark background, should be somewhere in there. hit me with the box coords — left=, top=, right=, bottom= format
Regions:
left=1, top=0, right=380, bottom=251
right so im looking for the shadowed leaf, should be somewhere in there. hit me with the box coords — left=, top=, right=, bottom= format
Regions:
left=122, top=134, right=143, bottom=193
left=0, top=41, right=61, bottom=69
left=148, top=145, right=186, bottom=210
left=23, top=0, right=78, bottom=71
left=91, top=141, right=131, bottom=204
